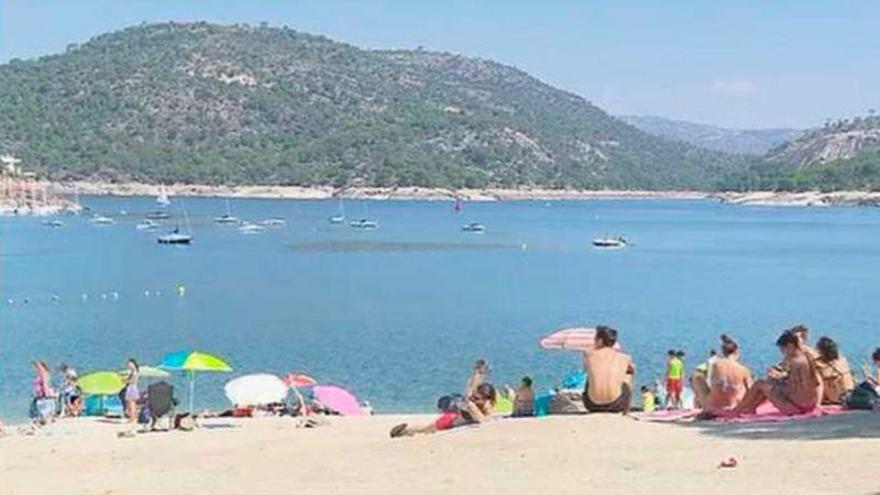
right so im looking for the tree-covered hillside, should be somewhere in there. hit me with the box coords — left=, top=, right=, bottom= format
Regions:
left=0, top=22, right=750, bottom=189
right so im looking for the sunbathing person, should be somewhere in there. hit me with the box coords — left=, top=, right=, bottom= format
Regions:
left=814, top=336, right=855, bottom=404
left=864, top=348, right=880, bottom=387
left=390, top=383, right=496, bottom=438
left=504, top=377, right=535, bottom=417
left=727, top=330, right=822, bottom=417
left=582, top=326, right=634, bottom=414
left=701, top=334, right=752, bottom=416
left=691, top=350, right=716, bottom=409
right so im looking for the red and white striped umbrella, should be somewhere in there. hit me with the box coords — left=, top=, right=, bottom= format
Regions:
left=539, top=327, right=621, bottom=351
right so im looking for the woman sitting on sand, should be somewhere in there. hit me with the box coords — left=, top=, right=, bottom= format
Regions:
left=389, top=383, right=496, bottom=438
left=465, top=359, right=489, bottom=397
left=727, top=330, right=822, bottom=418
left=701, top=334, right=752, bottom=416
left=814, top=336, right=855, bottom=404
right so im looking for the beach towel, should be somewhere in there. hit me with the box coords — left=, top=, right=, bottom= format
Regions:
left=715, top=403, right=845, bottom=424
left=635, top=403, right=848, bottom=424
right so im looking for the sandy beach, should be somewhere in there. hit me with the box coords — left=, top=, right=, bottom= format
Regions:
left=3, top=412, right=879, bottom=495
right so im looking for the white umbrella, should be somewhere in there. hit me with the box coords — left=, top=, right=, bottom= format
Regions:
left=224, top=374, right=288, bottom=407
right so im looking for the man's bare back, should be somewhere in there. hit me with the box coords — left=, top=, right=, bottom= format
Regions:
left=583, top=347, right=633, bottom=404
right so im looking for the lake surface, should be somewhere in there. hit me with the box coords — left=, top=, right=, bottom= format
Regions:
left=2, top=197, right=879, bottom=420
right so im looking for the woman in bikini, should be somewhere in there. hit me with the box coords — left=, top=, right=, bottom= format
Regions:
left=701, top=334, right=752, bottom=416
left=814, top=336, right=855, bottom=404
left=727, top=330, right=822, bottom=418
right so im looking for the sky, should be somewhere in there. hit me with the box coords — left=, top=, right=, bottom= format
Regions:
left=2, top=0, right=878, bottom=129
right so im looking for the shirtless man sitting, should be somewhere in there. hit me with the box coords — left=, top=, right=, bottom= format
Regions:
left=727, top=330, right=822, bottom=417
left=582, top=325, right=634, bottom=414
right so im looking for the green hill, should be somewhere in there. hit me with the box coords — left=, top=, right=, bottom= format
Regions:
left=0, top=22, right=750, bottom=189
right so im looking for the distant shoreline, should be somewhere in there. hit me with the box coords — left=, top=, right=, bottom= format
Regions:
left=6, top=181, right=880, bottom=211
left=49, top=181, right=709, bottom=202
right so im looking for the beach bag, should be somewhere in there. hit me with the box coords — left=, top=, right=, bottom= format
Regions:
left=549, top=390, right=586, bottom=415
left=844, top=382, right=879, bottom=410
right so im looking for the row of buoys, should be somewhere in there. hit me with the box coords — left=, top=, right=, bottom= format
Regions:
left=6, top=285, right=187, bottom=306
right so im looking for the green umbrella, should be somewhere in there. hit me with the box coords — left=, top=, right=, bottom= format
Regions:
left=79, top=371, right=125, bottom=396
left=159, top=350, right=233, bottom=412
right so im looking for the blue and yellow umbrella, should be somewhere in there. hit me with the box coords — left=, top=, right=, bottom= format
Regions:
left=159, top=350, right=233, bottom=412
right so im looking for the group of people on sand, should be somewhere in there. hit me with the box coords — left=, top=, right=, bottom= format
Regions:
left=390, top=324, right=880, bottom=438
left=25, top=358, right=143, bottom=436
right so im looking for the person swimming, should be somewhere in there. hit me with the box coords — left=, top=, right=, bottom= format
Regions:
left=701, top=334, right=752, bottom=417
left=582, top=326, right=634, bottom=414
left=727, top=330, right=821, bottom=418
left=814, top=336, right=855, bottom=405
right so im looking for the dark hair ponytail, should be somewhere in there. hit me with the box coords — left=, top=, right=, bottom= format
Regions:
left=720, top=334, right=738, bottom=357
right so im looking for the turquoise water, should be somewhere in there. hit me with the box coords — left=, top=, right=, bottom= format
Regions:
left=2, top=197, right=879, bottom=420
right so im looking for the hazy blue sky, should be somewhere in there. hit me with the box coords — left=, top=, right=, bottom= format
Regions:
left=2, top=1, right=878, bottom=129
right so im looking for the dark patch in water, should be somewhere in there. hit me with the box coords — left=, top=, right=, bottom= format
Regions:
left=289, top=240, right=518, bottom=253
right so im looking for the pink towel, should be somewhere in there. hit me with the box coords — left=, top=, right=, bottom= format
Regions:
left=715, top=403, right=845, bottom=423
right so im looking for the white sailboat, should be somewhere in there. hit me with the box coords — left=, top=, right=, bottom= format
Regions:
left=328, top=198, right=345, bottom=224
left=156, top=185, right=171, bottom=207
left=214, top=198, right=240, bottom=225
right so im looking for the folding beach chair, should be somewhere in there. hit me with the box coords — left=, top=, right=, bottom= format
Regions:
left=146, top=381, right=175, bottom=431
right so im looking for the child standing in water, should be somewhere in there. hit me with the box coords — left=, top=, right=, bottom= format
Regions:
left=665, top=350, right=685, bottom=409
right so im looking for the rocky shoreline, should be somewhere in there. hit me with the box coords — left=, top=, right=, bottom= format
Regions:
left=713, top=191, right=880, bottom=207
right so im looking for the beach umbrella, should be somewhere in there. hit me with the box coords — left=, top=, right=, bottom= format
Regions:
left=224, top=374, right=288, bottom=407
left=540, top=327, right=622, bottom=352
left=283, top=373, right=317, bottom=388
left=79, top=371, right=125, bottom=396
left=312, top=385, right=364, bottom=416
left=117, top=365, right=170, bottom=379
left=159, top=350, right=233, bottom=412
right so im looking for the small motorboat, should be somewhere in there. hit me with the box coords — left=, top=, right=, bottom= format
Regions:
left=259, top=217, right=286, bottom=227
left=238, top=222, right=265, bottom=234
left=592, top=236, right=629, bottom=249
left=145, top=211, right=172, bottom=220
left=157, top=227, right=191, bottom=245
left=42, top=219, right=64, bottom=228
left=350, top=218, right=378, bottom=230
left=91, top=215, right=114, bottom=225
left=136, top=219, right=159, bottom=231
left=462, top=222, right=485, bottom=233
left=328, top=214, right=345, bottom=224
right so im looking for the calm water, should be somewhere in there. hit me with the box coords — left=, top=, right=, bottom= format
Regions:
left=2, top=197, right=879, bottom=419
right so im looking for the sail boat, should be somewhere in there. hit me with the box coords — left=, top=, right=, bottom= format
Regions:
left=349, top=200, right=378, bottom=229
left=158, top=201, right=193, bottom=244
left=156, top=185, right=171, bottom=207
left=214, top=198, right=240, bottom=224
left=328, top=198, right=345, bottom=224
